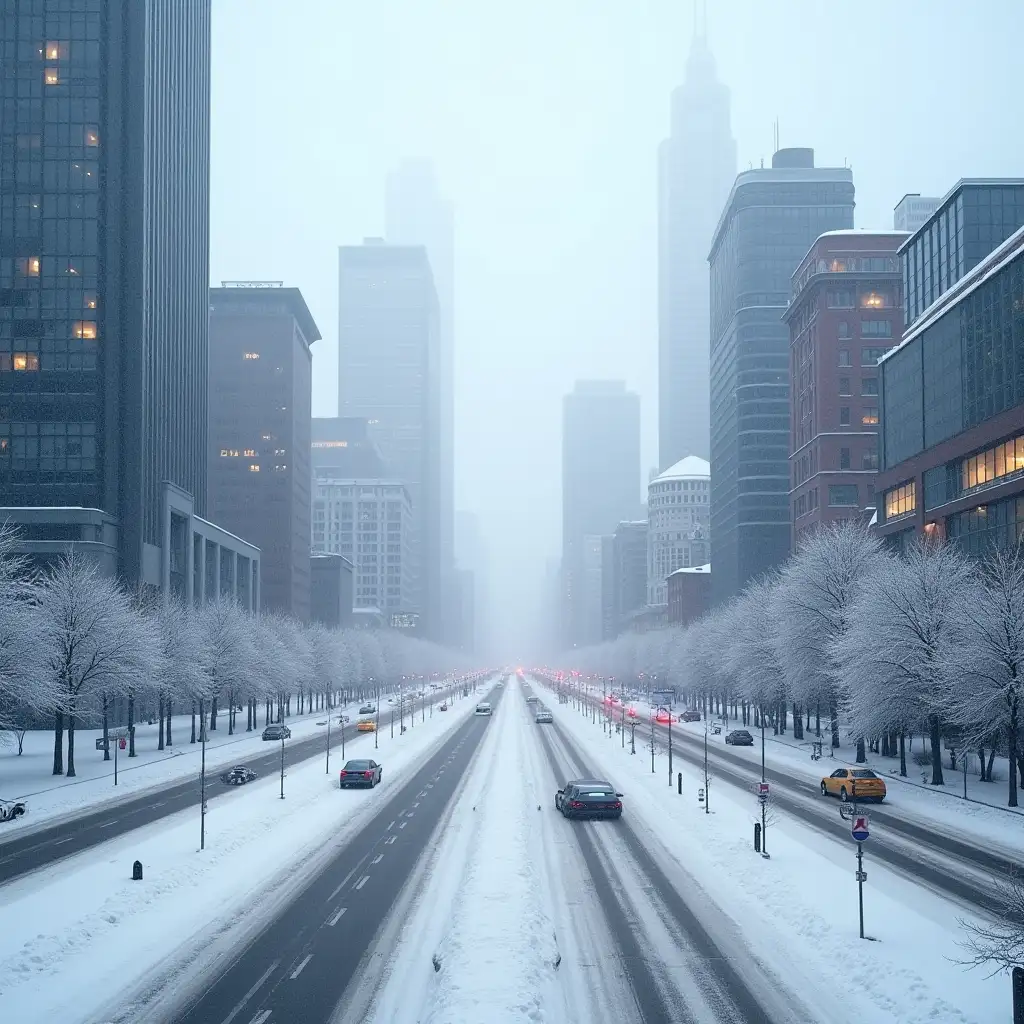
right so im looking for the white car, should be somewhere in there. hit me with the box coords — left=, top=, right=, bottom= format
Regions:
left=474, top=703, right=492, bottom=716
left=0, top=798, right=27, bottom=823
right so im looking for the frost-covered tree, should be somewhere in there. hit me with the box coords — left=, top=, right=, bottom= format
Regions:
left=946, top=543, right=1024, bottom=806
left=775, top=521, right=885, bottom=753
left=38, top=552, right=161, bottom=776
left=155, top=600, right=211, bottom=749
left=201, top=599, right=255, bottom=735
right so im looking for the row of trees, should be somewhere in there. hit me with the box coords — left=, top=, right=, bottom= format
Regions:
left=0, top=526, right=470, bottom=778
left=566, top=522, right=1024, bottom=807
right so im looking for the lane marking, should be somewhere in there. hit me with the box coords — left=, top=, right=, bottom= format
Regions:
left=355, top=875, right=370, bottom=890
left=328, top=907, right=347, bottom=926
left=289, top=954, right=312, bottom=979
left=151, top=801, right=166, bottom=808
left=55, top=837, right=73, bottom=845
left=417, top=791, right=426, bottom=798
left=385, top=835, right=396, bottom=845
left=425, top=783, right=433, bottom=790
left=249, top=1012, right=272, bottom=1024
left=99, top=820, right=118, bottom=828
left=328, top=881, right=346, bottom=901
left=386, top=820, right=395, bottom=831
left=371, top=854, right=383, bottom=865
left=220, top=959, right=279, bottom=1024
left=406, top=811, right=415, bottom=818
left=399, top=821, right=407, bottom=829
left=413, top=801, right=420, bottom=808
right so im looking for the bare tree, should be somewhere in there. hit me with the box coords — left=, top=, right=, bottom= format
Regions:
left=201, top=600, right=255, bottom=735
left=956, top=869, right=1024, bottom=975
left=155, top=600, right=211, bottom=749
left=38, top=552, right=161, bottom=777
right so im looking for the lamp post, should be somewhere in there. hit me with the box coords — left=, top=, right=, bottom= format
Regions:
left=374, top=682, right=379, bottom=750
left=279, top=732, right=285, bottom=799
left=326, top=701, right=332, bottom=775
left=199, top=700, right=207, bottom=850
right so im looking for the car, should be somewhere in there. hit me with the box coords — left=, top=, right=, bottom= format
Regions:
left=474, top=702, right=492, bottom=716
left=0, top=798, right=27, bottom=823
left=262, top=724, right=291, bottom=741
left=725, top=729, right=754, bottom=746
left=680, top=710, right=702, bottom=723
left=357, top=718, right=377, bottom=733
left=221, top=765, right=257, bottom=786
left=526, top=695, right=539, bottom=705
left=339, top=759, right=382, bottom=788
left=821, top=768, right=887, bottom=803
left=534, top=710, right=553, bottom=724
left=555, top=780, right=622, bottom=820
left=359, top=704, right=376, bottom=715
left=439, top=703, right=448, bottom=711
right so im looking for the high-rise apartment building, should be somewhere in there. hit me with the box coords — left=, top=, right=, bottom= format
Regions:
left=0, top=1, right=227, bottom=594
left=893, top=194, right=940, bottom=234
left=658, top=26, right=736, bottom=469
left=385, top=161, right=458, bottom=645
left=562, top=381, right=640, bottom=648
left=646, top=456, right=710, bottom=605
left=708, top=148, right=855, bottom=605
left=607, top=520, right=648, bottom=637
left=208, top=284, right=320, bottom=620
left=338, top=240, right=440, bottom=637
left=784, top=233, right=906, bottom=549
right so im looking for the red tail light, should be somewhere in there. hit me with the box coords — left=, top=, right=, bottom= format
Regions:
left=364, top=771, right=373, bottom=778
left=571, top=800, right=584, bottom=809
left=339, top=771, right=347, bottom=777
left=613, top=801, right=622, bottom=809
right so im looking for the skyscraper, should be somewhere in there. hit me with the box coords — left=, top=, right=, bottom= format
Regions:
left=208, top=284, right=321, bottom=620
left=562, top=381, right=641, bottom=648
left=385, top=161, right=457, bottom=644
left=0, top=1, right=214, bottom=587
left=338, top=240, right=440, bottom=637
left=708, top=149, right=855, bottom=605
left=658, top=21, right=736, bottom=470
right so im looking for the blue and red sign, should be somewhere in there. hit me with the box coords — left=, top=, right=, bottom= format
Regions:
left=851, top=815, right=870, bottom=842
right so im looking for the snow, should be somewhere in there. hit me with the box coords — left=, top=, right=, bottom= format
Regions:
left=0, top=683, right=491, bottom=1024
left=537, top=678, right=1009, bottom=1024
left=364, top=676, right=637, bottom=1024
left=0, top=700, right=390, bottom=837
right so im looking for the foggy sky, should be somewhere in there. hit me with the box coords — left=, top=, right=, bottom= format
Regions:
left=209, top=0, right=1024, bottom=658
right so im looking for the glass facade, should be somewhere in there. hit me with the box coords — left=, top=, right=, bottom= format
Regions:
left=947, top=495, right=1024, bottom=555
left=903, top=182, right=1024, bottom=326
left=709, top=167, right=855, bottom=603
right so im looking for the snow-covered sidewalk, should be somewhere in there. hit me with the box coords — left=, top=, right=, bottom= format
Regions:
left=0, top=682, right=488, bottom=1024
left=540, top=678, right=1008, bottom=1024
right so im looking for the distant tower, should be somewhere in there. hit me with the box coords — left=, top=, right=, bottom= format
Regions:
left=657, top=6, right=736, bottom=469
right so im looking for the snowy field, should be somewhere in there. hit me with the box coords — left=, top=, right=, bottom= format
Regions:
left=538, top=678, right=1008, bottom=1024
left=0, top=683, right=487, bottom=1024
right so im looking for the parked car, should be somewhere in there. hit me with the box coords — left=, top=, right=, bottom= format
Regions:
left=220, top=766, right=257, bottom=786
left=439, top=703, right=448, bottom=711
left=474, top=702, right=492, bottom=716
left=0, top=798, right=27, bottom=823
left=357, top=718, right=377, bottom=733
left=680, top=710, right=702, bottom=723
left=555, top=780, right=622, bottom=820
left=821, top=768, right=887, bottom=803
left=339, top=759, right=382, bottom=788
left=359, top=704, right=376, bottom=715
left=262, top=724, right=291, bottom=741
left=535, top=709, right=553, bottom=724
left=526, top=695, right=539, bottom=705
left=725, top=729, right=754, bottom=746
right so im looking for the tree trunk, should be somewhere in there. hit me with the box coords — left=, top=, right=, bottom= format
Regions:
left=52, top=710, right=64, bottom=775
left=228, top=688, right=235, bottom=736
left=829, top=700, right=840, bottom=749
left=246, top=701, right=252, bottom=731
left=986, top=746, right=996, bottom=782
left=881, top=732, right=890, bottom=757
left=102, top=693, right=110, bottom=761
left=128, top=689, right=136, bottom=756
left=793, top=703, right=803, bottom=740
left=815, top=703, right=821, bottom=737
left=66, top=709, right=77, bottom=777
left=210, top=697, right=218, bottom=731
left=978, top=746, right=987, bottom=781
left=166, top=700, right=173, bottom=745
left=899, top=731, right=907, bottom=777
left=1008, top=695, right=1019, bottom=808
left=190, top=702, right=196, bottom=744
left=158, top=695, right=165, bottom=751
left=778, top=699, right=787, bottom=735
left=856, top=737, right=866, bottom=763
left=928, top=713, right=944, bottom=785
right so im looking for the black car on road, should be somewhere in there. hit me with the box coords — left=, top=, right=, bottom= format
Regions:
left=339, top=759, right=382, bottom=788
left=359, top=704, right=376, bottom=715
left=725, top=729, right=754, bottom=746
left=555, top=779, right=623, bottom=819
left=221, top=766, right=257, bottom=786
left=262, top=724, right=291, bottom=741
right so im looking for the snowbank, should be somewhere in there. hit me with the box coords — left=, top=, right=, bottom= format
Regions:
left=0, top=684, right=488, bottom=1024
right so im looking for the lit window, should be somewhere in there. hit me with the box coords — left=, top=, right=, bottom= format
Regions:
left=220, top=449, right=240, bottom=457
left=862, top=408, right=879, bottom=425
left=884, top=481, right=916, bottom=519
left=73, top=321, right=97, bottom=339
left=22, top=257, right=40, bottom=277
left=12, top=354, right=39, bottom=372
left=243, top=448, right=256, bottom=457
left=261, top=433, right=272, bottom=440
left=84, top=127, right=99, bottom=147
left=249, top=464, right=260, bottom=472
left=84, top=294, right=97, bottom=310
left=44, top=68, right=59, bottom=86
left=274, top=448, right=286, bottom=455
left=244, top=352, right=259, bottom=360
left=45, top=42, right=64, bottom=60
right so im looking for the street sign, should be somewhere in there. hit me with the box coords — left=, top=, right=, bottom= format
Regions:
left=757, top=782, right=770, bottom=802
left=698, top=787, right=705, bottom=803
left=851, top=815, right=870, bottom=842
left=855, top=870, right=867, bottom=882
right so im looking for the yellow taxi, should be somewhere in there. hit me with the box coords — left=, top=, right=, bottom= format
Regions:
left=820, top=767, right=886, bottom=803
left=357, top=718, right=377, bottom=733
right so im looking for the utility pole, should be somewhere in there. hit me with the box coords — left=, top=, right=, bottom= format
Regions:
left=651, top=713, right=655, bottom=773
left=326, top=703, right=332, bottom=774
left=621, top=703, right=625, bottom=748
left=199, top=698, right=207, bottom=850
left=279, top=733, right=285, bottom=799
left=668, top=711, right=673, bottom=785
left=374, top=683, right=379, bottom=750
left=704, top=723, right=710, bottom=814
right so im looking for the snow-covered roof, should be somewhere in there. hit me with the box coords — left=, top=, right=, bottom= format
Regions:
left=651, top=456, right=710, bottom=483
left=669, top=563, right=711, bottom=576
left=815, top=228, right=910, bottom=239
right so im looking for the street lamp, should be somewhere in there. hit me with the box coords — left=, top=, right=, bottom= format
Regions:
left=279, top=732, right=286, bottom=799
left=199, top=699, right=208, bottom=850
left=374, top=682, right=379, bottom=750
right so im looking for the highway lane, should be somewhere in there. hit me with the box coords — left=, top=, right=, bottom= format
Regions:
left=544, top=681, right=1012, bottom=914
left=159, top=685, right=504, bottom=1024
left=0, top=689, right=455, bottom=886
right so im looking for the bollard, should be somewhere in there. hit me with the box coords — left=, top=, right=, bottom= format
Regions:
left=754, top=822, right=762, bottom=853
left=677, top=772, right=682, bottom=795
left=132, top=859, right=143, bottom=881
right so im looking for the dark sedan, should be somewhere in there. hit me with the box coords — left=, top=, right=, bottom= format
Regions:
left=555, top=779, right=623, bottom=820
left=725, top=729, right=754, bottom=746
left=339, top=759, right=382, bottom=788
left=680, top=710, right=702, bottom=722
left=220, top=766, right=257, bottom=786
left=262, top=724, right=291, bottom=740
left=359, top=704, right=376, bottom=715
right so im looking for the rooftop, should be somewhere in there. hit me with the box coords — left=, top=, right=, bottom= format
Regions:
left=897, top=177, right=1024, bottom=253
left=652, top=456, right=710, bottom=483
left=209, top=285, right=321, bottom=345
left=669, top=563, right=712, bottom=576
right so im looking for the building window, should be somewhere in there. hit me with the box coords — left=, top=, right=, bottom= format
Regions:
left=863, top=449, right=878, bottom=471
left=862, top=378, right=879, bottom=396
left=862, top=407, right=879, bottom=425
left=861, top=320, right=893, bottom=338
left=72, top=321, right=97, bottom=340
left=829, top=484, right=859, bottom=506
left=838, top=349, right=851, bottom=367
left=220, top=449, right=240, bottom=457
left=839, top=406, right=851, bottom=426
left=861, top=290, right=892, bottom=309
left=249, top=464, right=260, bottom=472
left=962, top=433, right=1024, bottom=492
left=44, top=41, right=65, bottom=60
left=21, top=257, right=40, bottom=277
left=5, top=353, right=40, bottom=372
left=244, top=352, right=260, bottom=360
left=839, top=447, right=851, bottom=470
left=84, top=294, right=97, bottom=310
left=884, top=480, right=916, bottom=519
left=827, top=290, right=855, bottom=308
left=861, top=347, right=888, bottom=365
left=84, top=127, right=100, bottom=147
left=839, top=377, right=852, bottom=396
left=837, top=321, right=851, bottom=339
left=44, top=68, right=59, bottom=86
